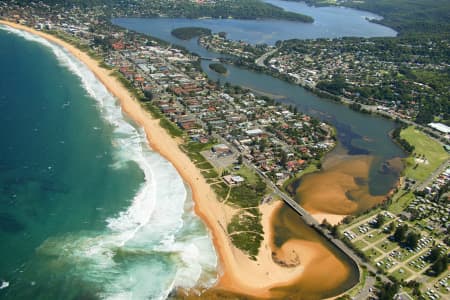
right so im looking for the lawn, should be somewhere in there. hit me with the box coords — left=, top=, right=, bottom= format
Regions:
left=408, top=258, right=428, bottom=272
left=354, top=239, right=369, bottom=250
left=376, top=240, right=398, bottom=253
left=349, top=228, right=361, bottom=237
left=364, top=230, right=386, bottom=244
left=378, top=257, right=398, bottom=271
left=409, top=262, right=423, bottom=272
left=196, top=161, right=215, bottom=170
left=437, top=271, right=450, bottom=294
left=389, top=190, right=415, bottom=214
left=201, top=169, right=219, bottom=179
left=226, top=169, right=267, bottom=208
left=236, top=165, right=260, bottom=186
left=182, top=141, right=216, bottom=164
left=395, top=247, right=417, bottom=262
left=347, top=267, right=368, bottom=297
left=281, top=162, right=318, bottom=190
left=400, top=126, right=449, bottom=181
left=390, top=267, right=413, bottom=281
left=364, top=247, right=383, bottom=261
left=339, top=208, right=381, bottom=231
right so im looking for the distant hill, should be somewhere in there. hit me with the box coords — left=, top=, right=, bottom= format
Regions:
left=13, top=0, right=314, bottom=23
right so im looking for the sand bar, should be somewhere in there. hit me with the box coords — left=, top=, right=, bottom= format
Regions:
left=298, top=155, right=386, bottom=225
left=0, top=21, right=324, bottom=298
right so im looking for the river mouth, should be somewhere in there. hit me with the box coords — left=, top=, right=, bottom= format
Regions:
left=112, top=5, right=404, bottom=297
left=273, top=147, right=403, bottom=298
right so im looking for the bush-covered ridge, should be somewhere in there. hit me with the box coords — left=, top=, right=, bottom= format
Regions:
left=15, top=0, right=314, bottom=23
left=290, top=0, right=450, bottom=36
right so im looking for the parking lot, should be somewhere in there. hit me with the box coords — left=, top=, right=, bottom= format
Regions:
left=201, top=149, right=238, bottom=170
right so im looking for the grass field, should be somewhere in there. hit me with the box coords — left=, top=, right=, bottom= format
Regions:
left=389, top=190, right=415, bottom=214
left=391, top=267, right=413, bottom=281
left=354, top=239, right=369, bottom=249
left=364, top=230, right=386, bottom=244
left=376, top=240, right=398, bottom=253
left=236, top=165, right=260, bottom=186
left=400, top=126, right=449, bottom=181
left=396, top=248, right=416, bottom=262
left=364, top=247, right=383, bottom=260
left=201, top=169, right=219, bottom=179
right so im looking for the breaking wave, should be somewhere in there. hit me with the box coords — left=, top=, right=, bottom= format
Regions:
left=0, top=25, right=217, bottom=299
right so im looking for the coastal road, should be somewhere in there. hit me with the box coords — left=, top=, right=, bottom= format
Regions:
left=255, top=48, right=277, bottom=67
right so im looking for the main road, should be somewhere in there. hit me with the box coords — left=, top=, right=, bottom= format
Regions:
left=255, top=48, right=277, bottom=67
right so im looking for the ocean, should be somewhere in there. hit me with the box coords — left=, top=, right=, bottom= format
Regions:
left=0, top=26, right=216, bottom=299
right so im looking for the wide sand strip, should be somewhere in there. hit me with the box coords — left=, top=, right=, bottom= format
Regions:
left=0, top=21, right=321, bottom=298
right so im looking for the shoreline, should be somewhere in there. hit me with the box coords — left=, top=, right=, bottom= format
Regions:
left=0, top=21, right=320, bottom=298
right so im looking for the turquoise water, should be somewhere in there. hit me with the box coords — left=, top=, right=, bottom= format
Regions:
left=0, top=27, right=216, bottom=299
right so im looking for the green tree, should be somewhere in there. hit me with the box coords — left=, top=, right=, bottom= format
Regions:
left=143, top=89, right=153, bottom=101
left=405, top=231, right=420, bottom=249
left=427, top=247, right=441, bottom=262
left=429, top=256, right=448, bottom=276
left=259, top=139, right=267, bottom=152
left=280, top=150, right=288, bottom=166
left=237, top=155, right=243, bottom=165
left=393, top=224, right=408, bottom=243
left=384, top=221, right=396, bottom=233
left=378, top=281, right=400, bottom=300
left=207, top=124, right=213, bottom=135
left=374, top=214, right=386, bottom=228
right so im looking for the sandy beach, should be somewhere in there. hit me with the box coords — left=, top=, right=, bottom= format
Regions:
left=0, top=20, right=328, bottom=298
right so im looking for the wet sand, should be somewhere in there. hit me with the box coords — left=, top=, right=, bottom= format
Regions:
left=271, top=205, right=358, bottom=300
left=296, top=154, right=386, bottom=224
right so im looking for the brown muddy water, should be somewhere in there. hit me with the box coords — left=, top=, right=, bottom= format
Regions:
left=291, top=146, right=404, bottom=217
left=269, top=145, right=404, bottom=299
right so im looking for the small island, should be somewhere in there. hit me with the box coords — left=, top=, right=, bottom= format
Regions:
left=208, top=63, right=227, bottom=74
left=171, top=27, right=212, bottom=40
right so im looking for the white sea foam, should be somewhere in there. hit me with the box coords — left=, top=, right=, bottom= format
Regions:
left=1, top=25, right=217, bottom=299
left=0, top=281, right=9, bottom=290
